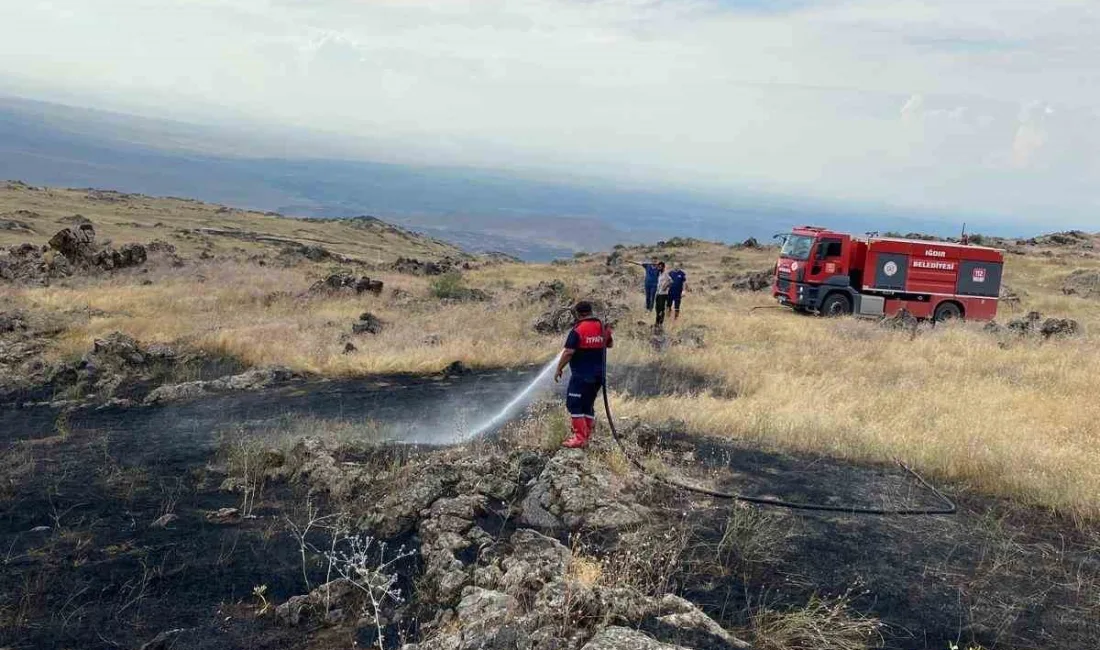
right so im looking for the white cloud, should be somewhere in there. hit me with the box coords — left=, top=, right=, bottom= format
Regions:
left=1, top=0, right=1099, bottom=226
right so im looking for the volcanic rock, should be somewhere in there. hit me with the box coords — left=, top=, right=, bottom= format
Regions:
left=392, top=256, right=466, bottom=276
left=143, top=366, right=301, bottom=405
left=1062, top=269, right=1100, bottom=299
left=581, top=627, right=687, bottom=650
left=353, top=312, right=386, bottom=335
left=730, top=269, right=772, bottom=291
left=1001, top=311, right=1080, bottom=339
left=309, top=273, right=384, bottom=296
left=521, top=279, right=570, bottom=304
left=519, top=449, right=650, bottom=531
left=48, top=224, right=97, bottom=264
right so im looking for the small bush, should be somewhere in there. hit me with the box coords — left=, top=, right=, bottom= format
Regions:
left=430, top=271, right=467, bottom=300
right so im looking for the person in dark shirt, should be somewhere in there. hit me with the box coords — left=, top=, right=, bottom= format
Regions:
left=668, top=268, right=687, bottom=320
left=554, top=301, right=613, bottom=449
left=627, top=258, right=662, bottom=311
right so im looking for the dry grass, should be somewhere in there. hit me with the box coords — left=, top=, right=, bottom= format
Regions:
left=0, top=182, right=461, bottom=261
left=4, top=183, right=1099, bottom=520
left=751, top=592, right=883, bottom=650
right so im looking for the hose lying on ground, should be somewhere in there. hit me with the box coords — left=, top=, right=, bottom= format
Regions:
left=600, top=384, right=957, bottom=516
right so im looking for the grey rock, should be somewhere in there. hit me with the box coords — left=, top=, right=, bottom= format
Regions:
left=519, top=449, right=649, bottom=531
left=648, top=594, right=752, bottom=650
left=581, top=627, right=688, bottom=650
left=144, top=367, right=300, bottom=404
left=498, top=530, right=572, bottom=598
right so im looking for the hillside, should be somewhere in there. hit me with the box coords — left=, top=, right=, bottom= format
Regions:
left=0, top=180, right=465, bottom=263
left=1, top=184, right=1098, bottom=650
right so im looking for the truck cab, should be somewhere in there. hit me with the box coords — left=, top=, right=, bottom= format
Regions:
left=774, top=227, right=863, bottom=315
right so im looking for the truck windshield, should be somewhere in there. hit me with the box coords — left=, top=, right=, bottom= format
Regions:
left=780, top=234, right=814, bottom=260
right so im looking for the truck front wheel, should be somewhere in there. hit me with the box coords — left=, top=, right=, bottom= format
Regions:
left=933, top=301, right=963, bottom=322
left=820, top=293, right=852, bottom=317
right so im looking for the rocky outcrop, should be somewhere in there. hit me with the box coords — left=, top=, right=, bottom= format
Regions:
left=48, top=224, right=97, bottom=264
left=261, top=435, right=750, bottom=650
left=988, top=311, right=1082, bottom=340
left=519, top=449, right=650, bottom=531
left=2, top=226, right=148, bottom=284
left=520, top=280, right=570, bottom=304
left=308, top=273, right=384, bottom=296
left=143, top=366, right=301, bottom=405
left=1062, top=270, right=1100, bottom=299
left=1028, top=231, right=1094, bottom=248
left=392, top=257, right=467, bottom=276
left=730, top=269, right=772, bottom=292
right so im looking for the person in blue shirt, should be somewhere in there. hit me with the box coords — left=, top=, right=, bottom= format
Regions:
left=668, top=267, right=687, bottom=320
left=627, top=258, right=663, bottom=311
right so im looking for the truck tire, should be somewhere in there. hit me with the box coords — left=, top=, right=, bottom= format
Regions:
left=933, top=301, right=963, bottom=322
left=820, top=292, right=852, bottom=317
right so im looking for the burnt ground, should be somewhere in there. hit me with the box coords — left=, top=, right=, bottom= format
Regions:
left=0, top=368, right=543, bottom=650
left=0, top=367, right=1096, bottom=649
left=626, top=430, right=1100, bottom=650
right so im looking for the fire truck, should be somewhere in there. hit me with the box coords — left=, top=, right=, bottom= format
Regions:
left=772, top=226, right=1004, bottom=321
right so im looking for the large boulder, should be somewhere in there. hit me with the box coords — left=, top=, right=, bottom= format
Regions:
left=1062, top=269, right=1100, bottom=299
left=48, top=224, right=97, bottom=263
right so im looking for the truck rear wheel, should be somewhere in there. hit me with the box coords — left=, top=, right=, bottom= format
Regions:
left=820, top=293, right=852, bottom=317
left=933, top=301, right=962, bottom=322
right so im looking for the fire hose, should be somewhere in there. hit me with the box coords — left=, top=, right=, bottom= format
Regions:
left=599, top=382, right=957, bottom=516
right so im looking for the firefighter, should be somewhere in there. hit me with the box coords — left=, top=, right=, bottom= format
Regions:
left=627, top=258, right=662, bottom=311
left=553, top=301, right=613, bottom=449
left=668, top=267, right=687, bottom=320
left=654, top=262, right=671, bottom=328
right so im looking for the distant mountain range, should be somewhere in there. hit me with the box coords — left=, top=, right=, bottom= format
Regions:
left=0, top=95, right=961, bottom=260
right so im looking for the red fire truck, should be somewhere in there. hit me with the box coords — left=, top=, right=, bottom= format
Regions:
left=772, top=226, right=1004, bottom=321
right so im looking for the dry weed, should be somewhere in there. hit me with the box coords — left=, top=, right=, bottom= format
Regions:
left=752, top=592, right=883, bottom=650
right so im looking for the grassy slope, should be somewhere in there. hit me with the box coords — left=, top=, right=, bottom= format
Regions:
left=0, top=181, right=463, bottom=262
left=3, top=184, right=1100, bottom=520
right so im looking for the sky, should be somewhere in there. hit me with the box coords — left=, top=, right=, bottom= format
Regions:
left=1, top=0, right=1099, bottom=229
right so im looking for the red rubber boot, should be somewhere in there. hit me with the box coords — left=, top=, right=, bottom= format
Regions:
left=562, top=417, right=590, bottom=448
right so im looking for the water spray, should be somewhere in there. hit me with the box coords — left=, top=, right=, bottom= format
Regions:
left=460, top=357, right=559, bottom=440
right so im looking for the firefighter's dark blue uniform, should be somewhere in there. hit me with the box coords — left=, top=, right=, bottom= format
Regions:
left=563, top=317, right=613, bottom=444
left=668, top=269, right=687, bottom=311
left=642, top=263, right=660, bottom=311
